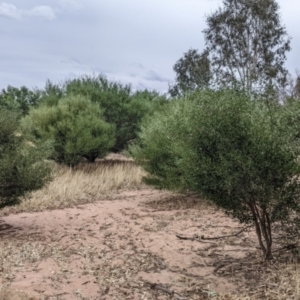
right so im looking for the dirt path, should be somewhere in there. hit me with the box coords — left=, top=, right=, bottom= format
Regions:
left=0, top=189, right=262, bottom=300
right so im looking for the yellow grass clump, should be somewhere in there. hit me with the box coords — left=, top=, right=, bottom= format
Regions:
left=0, top=159, right=146, bottom=216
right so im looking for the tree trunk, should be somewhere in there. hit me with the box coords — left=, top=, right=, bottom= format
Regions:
left=249, top=202, right=273, bottom=260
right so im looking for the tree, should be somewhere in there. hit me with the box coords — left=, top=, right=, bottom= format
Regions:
left=22, top=95, right=115, bottom=166
left=0, top=109, right=52, bottom=208
left=131, top=90, right=300, bottom=260
left=64, top=75, right=167, bottom=151
left=294, top=75, right=300, bottom=100
left=169, top=49, right=211, bottom=97
left=203, top=0, right=291, bottom=96
left=277, top=72, right=300, bottom=102
left=38, top=80, right=65, bottom=107
left=0, top=86, right=41, bottom=116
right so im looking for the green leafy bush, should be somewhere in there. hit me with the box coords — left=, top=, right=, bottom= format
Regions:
left=22, top=95, right=115, bottom=166
left=0, top=86, right=41, bottom=116
left=0, top=109, right=52, bottom=208
left=64, top=75, right=168, bottom=152
left=36, top=76, right=168, bottom=153
left=131, top=89, right=300, bottom=259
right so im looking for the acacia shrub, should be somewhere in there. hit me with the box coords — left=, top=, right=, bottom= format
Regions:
left=131, top=90, right=300, bottom=259
left=64, top=75, right=168, bottom=151
left=22, top=95, right=115, bottom=166
left=0, top=109, right=51, bottom=208
left=0, top=86, right=41, bottom=116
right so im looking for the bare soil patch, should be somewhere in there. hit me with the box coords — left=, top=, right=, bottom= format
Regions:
left=1, top=187, right=297, bottom=300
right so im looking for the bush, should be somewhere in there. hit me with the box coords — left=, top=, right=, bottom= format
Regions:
left=131, top=89, right=300, bottom=259
left=279, top=98, right=300, bottom=150
left=64, top=75, right=168, bottom=152
left=0, top=85, right=41, bottom=116
left=22, top=95, right=115, bottom=166
left=0, top=109, right=52, bottom=208
left=131, top=97, right=193, bottom=190
left=36, top=76, right=168, bottom=153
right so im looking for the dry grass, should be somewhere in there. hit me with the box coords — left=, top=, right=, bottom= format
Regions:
left=219, top=258, right=300, bottom=299
left=145, top=192, right=217, bottom=211
left=0, top=159, right=145, bottom=216
left=1, top=155, right=300, bottom=299
left=0, top=288, right=37, bottom=300
left=146, top=193, right=300, bottom=299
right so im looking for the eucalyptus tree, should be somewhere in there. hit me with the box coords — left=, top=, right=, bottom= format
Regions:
left=203, top=0, right=291, bottom=96
left=169, top=49, right=211, bottom=97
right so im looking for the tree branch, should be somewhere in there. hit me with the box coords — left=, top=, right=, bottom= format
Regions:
left=176, top=225, right=252, bottom=241
left=145, top=282, right=188, bottom=300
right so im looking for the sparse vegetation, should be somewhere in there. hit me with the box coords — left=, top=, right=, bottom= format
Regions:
left=0, top=288, right=37, bottom=300
left=0, top=155, right=145, bottom=216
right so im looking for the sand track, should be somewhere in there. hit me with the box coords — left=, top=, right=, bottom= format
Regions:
left=0, top=189, right=265, bottom=300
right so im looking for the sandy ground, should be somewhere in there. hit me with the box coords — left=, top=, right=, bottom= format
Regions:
left=0, top=189, right=267, bottom=300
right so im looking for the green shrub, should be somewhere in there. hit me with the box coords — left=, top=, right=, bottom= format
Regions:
left=22, top=95, right=115, bottom=166
left=131, top=89, right=300, bottom=259
left=64, top=75, right=168, bottom=152
left=131, top=97, right=193, bottom=190
left=0, top=109, right=52, bottom=208
left=36, top=76, right=168, bottom=153
left=279, top=98, right=300, bottom=151
left=0, top=86, right=41, bottom=116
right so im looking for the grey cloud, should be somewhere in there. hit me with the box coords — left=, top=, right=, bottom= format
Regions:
left=23, top=6, right=56, bottom=20
left=0, top=2, right=56, bottom=20
left=60, top=57, right=95, bottom=73
left=127, top=63, right=170, bottom=83
left=58, top=0, right=81, bottom=10
left=144, top=70, right=169, bottom=83
left=130, top=62, right=145, bottom=70
left=0, top=0, right=298, bottom=94
left=0, top=3, right=20, bottom=19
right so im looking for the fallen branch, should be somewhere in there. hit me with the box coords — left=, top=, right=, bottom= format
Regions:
left=273, top=243, right=299, bottom=253
left=176, top=225, right=252, bottom=241
left=213, top=263, right=226, bottom=273
left=145, top=282, right=187, bottom=300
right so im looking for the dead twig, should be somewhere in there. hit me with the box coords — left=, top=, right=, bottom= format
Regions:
left=176, top=225, right=252, bottom=241
left=145, top=282, right=187, bottom=300
left=272, top=243, right=299, bottom=253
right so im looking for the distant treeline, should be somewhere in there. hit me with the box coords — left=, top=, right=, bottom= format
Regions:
left=0, top=75, right=168, bottom=166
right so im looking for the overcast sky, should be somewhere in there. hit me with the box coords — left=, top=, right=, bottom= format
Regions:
left=0, top=0, right=299, bottom=94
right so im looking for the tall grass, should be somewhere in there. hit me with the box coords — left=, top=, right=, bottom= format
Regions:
left=0, top=159, right=145, bottom=216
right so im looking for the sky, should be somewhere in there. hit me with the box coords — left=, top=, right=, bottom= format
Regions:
left=0, top=0, right=299, bottom=94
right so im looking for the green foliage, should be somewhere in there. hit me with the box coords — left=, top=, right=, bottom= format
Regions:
left=0, top=86, right=41, bottom=116
left=39, top=80, right=65, bottom=107
left=63, top=75, right=167, bottom=152
left=132, top=90, right=300, bottom=259
left=131, top=97, right=194, bottom=190
left=203, top=0, right=291, bottom=97
left=279, top=98, right=300, bottom=152
left=22, top=95, right=115, bottom=166
left=293, top=76, right=300, bottom=100
left=169, top=49, right=211, bottom=97
left=0, top=109, right=52, bottom=208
